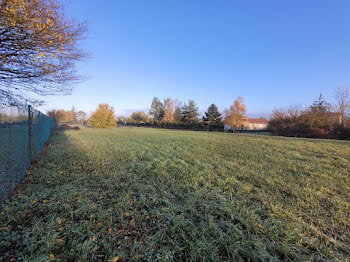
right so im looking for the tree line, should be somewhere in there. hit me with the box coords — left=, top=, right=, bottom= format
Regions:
left=47, top=107, right=87, bottom=126
left=47, top=87, right=350, bottom=140
left=2, top=0, right=349, bottom=141
left=119, top=97, right=249, bottom=132
left=47, top=97, right=250, bottom=131
left=268, top=87, right=350, bottom=140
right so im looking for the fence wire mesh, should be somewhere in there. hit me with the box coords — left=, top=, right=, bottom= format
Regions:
left=0, top=104, right=55, bottom=204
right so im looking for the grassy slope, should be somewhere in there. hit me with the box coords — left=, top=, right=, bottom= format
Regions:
left=0, top=127, right=349, bottom=261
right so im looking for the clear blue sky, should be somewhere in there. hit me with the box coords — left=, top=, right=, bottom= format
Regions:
left=41, top=0, right=350, bottom=117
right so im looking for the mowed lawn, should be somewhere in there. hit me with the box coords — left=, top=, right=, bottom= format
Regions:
left=1, top=127, right=350, bottom=261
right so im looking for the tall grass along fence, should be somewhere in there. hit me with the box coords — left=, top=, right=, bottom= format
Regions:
left=0, top=104, right=55, bottom=205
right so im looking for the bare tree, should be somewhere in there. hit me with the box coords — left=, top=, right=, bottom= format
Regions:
left=271, top=108, right=285, bottom=120
left=76, top=110, right=87, bottom=124
left=0, top=0, right=88, bottom=106
left=287, top=104, right=303, bottom=125
left=334, top=87, right=350, bottom=126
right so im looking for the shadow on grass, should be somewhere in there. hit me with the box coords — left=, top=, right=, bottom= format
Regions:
left=0, top=126, right=30, bottom=206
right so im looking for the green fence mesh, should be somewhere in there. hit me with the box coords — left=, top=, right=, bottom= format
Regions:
left=0, top=104, right=55, bottom=205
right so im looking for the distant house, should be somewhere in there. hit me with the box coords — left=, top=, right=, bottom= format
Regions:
left=224, top=116, right=268, bottom=131
left=243, top=117, right=268, bottom=130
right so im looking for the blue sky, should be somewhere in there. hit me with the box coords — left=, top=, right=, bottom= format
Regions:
left=41, top=0, right=350, bottom=117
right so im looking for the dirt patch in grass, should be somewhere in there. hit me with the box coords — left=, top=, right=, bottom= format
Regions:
left=58, top=124, right=81, bottom=130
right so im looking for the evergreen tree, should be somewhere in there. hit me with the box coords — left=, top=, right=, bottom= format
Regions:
left=203, top=104, right=223, bottom=127
left=307, top=94, right=331, bottom=128
left=181, top=100, right=199, bottom=123
left=149, top=97, right=164, bottom=122
left=174, top=106, right=182, bottom=123
left=309, top=94, right=330, bottom=114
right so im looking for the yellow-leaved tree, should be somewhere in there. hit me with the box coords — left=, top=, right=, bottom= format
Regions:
left=0, top=0, right=88, bottom=106
left=88, top=104, right=116, bottom=128
left=224, top=97, right=247, bottom=131
left=163, top=98, right=175, bottom=123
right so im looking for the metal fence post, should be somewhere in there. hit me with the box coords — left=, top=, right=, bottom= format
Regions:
left=28, top=105, right=32, bottom=164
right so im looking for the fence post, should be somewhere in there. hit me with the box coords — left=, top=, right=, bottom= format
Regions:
left=28, top=105, right=32, bottom=164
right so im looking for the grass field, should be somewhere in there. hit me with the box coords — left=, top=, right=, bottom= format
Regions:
left=0, top=127, right=349, bottom=261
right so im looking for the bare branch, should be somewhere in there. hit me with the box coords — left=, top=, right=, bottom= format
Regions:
left=0, top=0, right=89, bottom=106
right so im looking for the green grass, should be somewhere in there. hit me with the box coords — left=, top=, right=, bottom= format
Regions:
left=1, top=127, right=349, bottom=261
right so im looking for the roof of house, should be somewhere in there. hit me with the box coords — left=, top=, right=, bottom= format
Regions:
left=247, top=118, right=268, bottom=124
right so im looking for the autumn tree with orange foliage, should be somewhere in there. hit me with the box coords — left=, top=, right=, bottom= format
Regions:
left=47, top=107, right=81, bottom=125
left=224, top=97, right=247, bottom=131
left=0, top=0, right=88, bottom=106
left=163, top=98, right=175, bottom=123
left=88, top=104, right=116, bottom=128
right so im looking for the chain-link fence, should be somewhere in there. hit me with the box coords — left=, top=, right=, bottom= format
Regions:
left=0, top=104, right=55, bottom=205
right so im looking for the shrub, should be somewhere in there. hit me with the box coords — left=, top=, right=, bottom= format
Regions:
left=309, top=127, right=330, bottom=138
left=88, top=104, right=116, bottom=128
